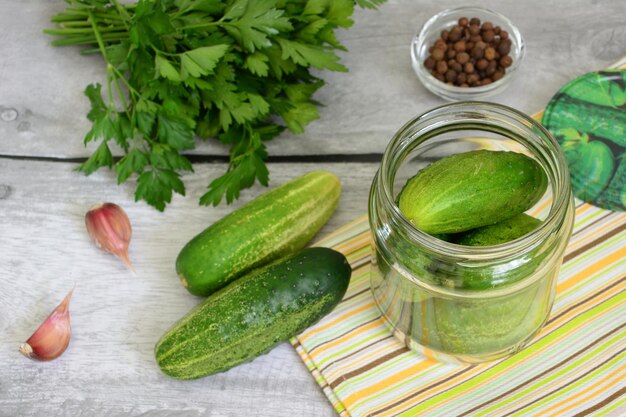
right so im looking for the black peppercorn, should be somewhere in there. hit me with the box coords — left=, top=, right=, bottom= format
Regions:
left=456, top=52, right=470, bottom=64
left=436, top=60, right=448, bottom=74
left=471, top=45, right=484, bottom=59
left=431, top=48, right=444, bottom=61
left=448, top=27, right=462, bottom=42
left=434, top=39, right=447, bottom=51
left=453, top=40, right=466, bottom=52
left=451, top=61, right=463, bottom=73
left=482, top=30, right=495, bottom=43
left=500, top=55, right=513, bottom=68
left=484, top=46, right=496, bottom=61
left=445, top=69, right=457, bottom=82
left=497, top=38, right=512, bottom=55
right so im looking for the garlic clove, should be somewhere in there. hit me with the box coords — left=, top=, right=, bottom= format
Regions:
left=20, top=288, right=74, bottom=361
left=85, top=202, right=134, bottom=271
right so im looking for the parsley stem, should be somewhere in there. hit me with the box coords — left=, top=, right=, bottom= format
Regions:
left=150, top=46, right=178, bottom=57
left=88, top=12, right=110, bottom=59
left=50, top=33, right=129, bottom=46
left=109, top=0, right=132, bottom=30
left=51, top=16, right=124, bottom=27
left=108, top=66, right=129, bottom=110
left=88, top=12, right=116, bottom=109
left=79, top=48, right=102, bottom=55
left=44, top=27, right=126, bottom=35
left=110, top=66, right=141, bottom=100
left=53, top=19, right=95, bottom=27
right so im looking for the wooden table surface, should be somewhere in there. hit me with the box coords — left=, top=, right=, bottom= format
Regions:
left=1, top=1, right=624, bottom=416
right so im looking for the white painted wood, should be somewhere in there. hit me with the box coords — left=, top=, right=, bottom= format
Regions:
left=0, top=159, right=378, bottom=417
left=0, top=0, right=624, bottom=158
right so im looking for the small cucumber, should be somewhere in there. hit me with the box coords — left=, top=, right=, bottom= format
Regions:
left=426, top=283, right=546, bottom=355
left=176, top=171, right=341, bottom=296
left=155, top=247, right=351, bottom=380
left=452, top=214, right=542, bottom=246
left=398, top=150, right=547, bottom=234
left=427, top=215, right=543, bottom=290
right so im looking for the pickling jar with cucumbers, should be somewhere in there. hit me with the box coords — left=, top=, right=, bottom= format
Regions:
left=368, top=102, right=575, bottom=363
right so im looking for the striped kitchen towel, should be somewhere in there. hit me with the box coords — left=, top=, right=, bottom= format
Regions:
left=290, top=59, right=626, bottom=417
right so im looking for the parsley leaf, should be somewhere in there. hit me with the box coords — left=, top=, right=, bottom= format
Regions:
left=277, top=38, right=347, bottom=72
left=136, top=168, right=186, bottom=211
left=157, top=112, right=196, bottom=150
left=180, top=44, right=229, bottom=78
left=115, top=148, right=149, bottom=184
left=78, top=140, right=114, bottom=175
left=155, top=55, right=181, bottom=82
left=222, top=0, right=293, bottom=52
left=200, top=141, right=269, bottom=206
left=243, top=52, right=270, bottom=76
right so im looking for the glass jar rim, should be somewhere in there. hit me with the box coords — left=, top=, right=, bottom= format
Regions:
left=378, top=101, right=572, bottom=262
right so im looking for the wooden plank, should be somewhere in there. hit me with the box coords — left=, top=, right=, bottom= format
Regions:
left=0, top=158, right=378, bottom=416
left=0, top=0, right=624, bottom=158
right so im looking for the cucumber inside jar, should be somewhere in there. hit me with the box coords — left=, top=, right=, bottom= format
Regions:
left=391, top=149, right=554, bottom=356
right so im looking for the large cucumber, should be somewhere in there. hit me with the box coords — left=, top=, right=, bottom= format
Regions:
left=155, top=247, right=351, bottom=380
left=398, top=150, right=547, bottom=234
left=176, top=171, right=341, bottom=296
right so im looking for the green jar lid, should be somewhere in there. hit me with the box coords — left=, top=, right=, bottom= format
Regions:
left=542, top=70, right=626, bottom=212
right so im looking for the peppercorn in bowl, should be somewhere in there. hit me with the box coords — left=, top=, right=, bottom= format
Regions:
left=411, top=7, right=525, bottom=101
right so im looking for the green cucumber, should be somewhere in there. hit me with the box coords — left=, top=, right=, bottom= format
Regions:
left=426, top=281, right=547, bottom=355
left=398, top=150, right=547, bottom=234
left=155, top=247, right=351, bottom=379
left=446, top=214, right=545, bottom=290
left=176, top=171, right=341, bottom=296
left=452, top=214, right=542, bottom=246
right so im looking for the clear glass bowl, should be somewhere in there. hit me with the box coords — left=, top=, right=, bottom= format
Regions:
left=368, top=102, right=575, bottom=363
left=411, top=7, right=525, bottom=101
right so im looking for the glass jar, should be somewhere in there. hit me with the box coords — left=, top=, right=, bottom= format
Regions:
left=368, top=102, right=575, bottom=363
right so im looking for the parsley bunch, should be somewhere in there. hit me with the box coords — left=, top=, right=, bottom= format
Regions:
left=45, top=0, right=384, bottom=210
